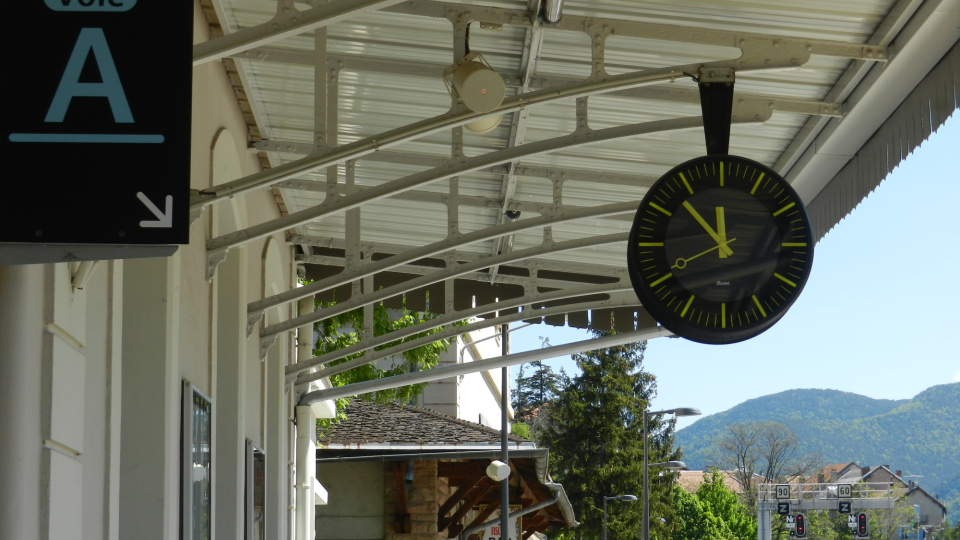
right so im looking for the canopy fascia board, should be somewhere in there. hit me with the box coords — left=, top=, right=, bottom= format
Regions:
left=786, top=0, right=960, bottom=204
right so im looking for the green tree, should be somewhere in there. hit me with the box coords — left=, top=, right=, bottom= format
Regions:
left=672, top=485, right=728, bottom=540
left=311, top=295, right=455, bottom=428
left=937, top=519, right=960, bottom=540
left=695, top=469, right=757, bottom=540
left=513, top=358, right=562, bottom=420
left=539, top=334, right=680, bottom=540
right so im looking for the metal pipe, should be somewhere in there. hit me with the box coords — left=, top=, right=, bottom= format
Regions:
left=459, top=322, right=534, bottom=365
left=264, top=231, right=631, bottom=340
left=501, top=323, right=510, bottom=539
left=293, top=293, right=636, bottom=386
left=315, top=449, right=545, bottom=464
left=248, top=200, right=639, bottom=324
left=194, top=67, right=686, bottom=208
left=461, top=495, right=560, bottom=538
left=193, top=0, right=406, bottom=66
left=543, top=0, right=563, bottom=23
left=206, top=115, right=702, bottom=255
left=286, top=282, right=633, bottom=377
left=299, top=326, right=671, bottom=404
left=642, top=411, right=649, bottom=540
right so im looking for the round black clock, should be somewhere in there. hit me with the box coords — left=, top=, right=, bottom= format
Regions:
left=627, top=155, right=814, bottom=344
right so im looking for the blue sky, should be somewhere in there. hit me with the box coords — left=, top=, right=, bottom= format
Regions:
left=509, top=113, right=959, bottom=430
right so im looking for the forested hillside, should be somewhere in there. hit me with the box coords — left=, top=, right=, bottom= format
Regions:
left=676, top=383, right=959, bottom=523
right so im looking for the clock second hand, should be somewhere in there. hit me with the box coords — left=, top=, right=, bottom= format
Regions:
left=672, top=238, right=737, bottom=269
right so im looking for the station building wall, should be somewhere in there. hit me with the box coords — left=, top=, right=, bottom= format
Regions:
left=0, top=2, right=297, bottom=539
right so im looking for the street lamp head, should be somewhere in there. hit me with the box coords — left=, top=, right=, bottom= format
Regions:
left=647, top=460, right=687, bottom=471
left=618, top=495, right=639, bottom=502
left=646, top=407, right=701, bottom=417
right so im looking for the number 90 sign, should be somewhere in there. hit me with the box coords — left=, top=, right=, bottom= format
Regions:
left=776, top=485, right=791, bottom=499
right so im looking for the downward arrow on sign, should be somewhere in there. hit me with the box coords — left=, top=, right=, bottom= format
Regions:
left=137, top=192, right=173, bottom=228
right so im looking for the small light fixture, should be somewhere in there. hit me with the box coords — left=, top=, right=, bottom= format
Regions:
left=486, top=460, right=511, bottom=481
left=443, top=52, right=505, bottom=134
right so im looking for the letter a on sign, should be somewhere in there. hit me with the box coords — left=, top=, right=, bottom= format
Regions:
left=45, top=28, right=133, bottom=123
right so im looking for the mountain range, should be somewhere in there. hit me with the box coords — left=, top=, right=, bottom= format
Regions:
left=675, top=383, right=959, bottom=523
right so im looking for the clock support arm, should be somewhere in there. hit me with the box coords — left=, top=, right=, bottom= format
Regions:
left=698, top=67, right=735, bottom=155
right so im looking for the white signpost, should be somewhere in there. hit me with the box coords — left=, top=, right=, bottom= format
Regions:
left=839, top=484, right=853, bottom=498
left=776, top=485, right=791, bottom=499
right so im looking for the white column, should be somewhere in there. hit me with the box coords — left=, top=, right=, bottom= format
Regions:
left=214, top=249, right=247, bottom=539
left=119, top=254, right=181, bottom=540
left=0, top=264, right=46, bottom=540
left=295, top=405, right=319, bottom=540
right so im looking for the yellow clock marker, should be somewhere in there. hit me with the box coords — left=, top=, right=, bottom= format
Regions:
left=679, top=172, right=694, bottom=194
left=774, top=272, right=797, bottom=287
left=752, top=295, right=767, bottom=317
left=649, top=202, right=672, bottom=216
left=637, top=242, right=664, bottom=247
left=650, top=273, right=673, bottom=287
left=719, top=161, right=724, bottom=186
left=781, top=242, right=807, bottom=247
left=773, top=202, right=796, bottom=216
left=750, top=172, right=766, bottom=195
left=680, top=295, right=695, bottom=317
left=721, top=303, right=726, bottom=328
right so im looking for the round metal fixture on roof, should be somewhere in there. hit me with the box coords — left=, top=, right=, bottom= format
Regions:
left=444, top=53, right=505, bottom=133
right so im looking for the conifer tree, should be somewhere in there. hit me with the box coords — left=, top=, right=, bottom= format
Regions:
left=539, top=333, right=681, bottom=540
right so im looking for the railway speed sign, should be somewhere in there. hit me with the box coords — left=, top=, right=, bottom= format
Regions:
left=776, top=485, right=791, bottom=499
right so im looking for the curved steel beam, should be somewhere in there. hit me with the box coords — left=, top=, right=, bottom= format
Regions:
left=193, top=67, right=687, bottom=208
left=247, top=200, right=639, bottom=327
left=193, top=0, right=406, bottom=66
left=263, top=231, right=629, bottom=339
left=299, top=325, right=673, bottom=404
left=296, top=294, right=640, bottom=387
left=208, top=116, right=704, bottom=255
left=284, top=282, right=635, bottom=376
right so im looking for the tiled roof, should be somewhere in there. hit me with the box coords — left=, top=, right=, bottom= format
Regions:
left=677, top=470, right=744, bottom=494
left=318, top=399, right=528, bottom=447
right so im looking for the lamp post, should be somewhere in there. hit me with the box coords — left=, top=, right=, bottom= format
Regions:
left=602, top=494, right=638, bottom=540
left=643, top=407, right=701, bottom=540
left=913, top=504, right=921, bottom=540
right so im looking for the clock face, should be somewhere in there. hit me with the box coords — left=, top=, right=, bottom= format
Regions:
left=627, top=155, right=814, bottom=344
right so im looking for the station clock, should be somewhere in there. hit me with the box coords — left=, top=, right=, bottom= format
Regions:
left=627, top=155, right=814, bottom=344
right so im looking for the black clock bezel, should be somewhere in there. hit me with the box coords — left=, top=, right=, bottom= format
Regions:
left=627, top=154, right=815, bottom=344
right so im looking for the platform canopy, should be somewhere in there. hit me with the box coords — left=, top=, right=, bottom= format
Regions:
left=192, top=0, right=959, bottom=397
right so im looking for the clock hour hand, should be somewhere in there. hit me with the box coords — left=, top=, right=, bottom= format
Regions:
left=672, top=238, right=737, bottom=269
left=717, top=206, right=728, bottom=259
left=682, top=201, right=734, bottom=256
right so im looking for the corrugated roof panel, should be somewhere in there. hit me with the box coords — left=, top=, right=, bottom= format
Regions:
left=208, top=0, right=909, bottom=300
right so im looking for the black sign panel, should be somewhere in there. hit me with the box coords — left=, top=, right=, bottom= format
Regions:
left=1, top=0, right=193, bottom=245
left=839, top=501, right=853, bottom=514
left=778, top=502, right=791, bottom=515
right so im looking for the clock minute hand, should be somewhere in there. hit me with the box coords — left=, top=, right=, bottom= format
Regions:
left=672, top=238, right=737, bottom=269
left=682, top=201, right=734, bottom=256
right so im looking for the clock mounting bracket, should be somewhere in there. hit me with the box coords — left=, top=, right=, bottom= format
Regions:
left=698, top=67, right=735, bottom=156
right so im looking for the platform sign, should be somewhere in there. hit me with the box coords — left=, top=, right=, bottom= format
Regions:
left=480, top=505, right=521, bottom=540
left=839, top=501, right=853, bottom=514
left=778, top=502, right=791, bottom=515
left=776, top=485, right=791, bottom=499
left=839, top=484, right=853, bottom=498
left=1, top=0, right=193, bottom=246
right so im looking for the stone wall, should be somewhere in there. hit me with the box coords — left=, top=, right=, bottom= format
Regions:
left=384, top=461, right=452, bottom=540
